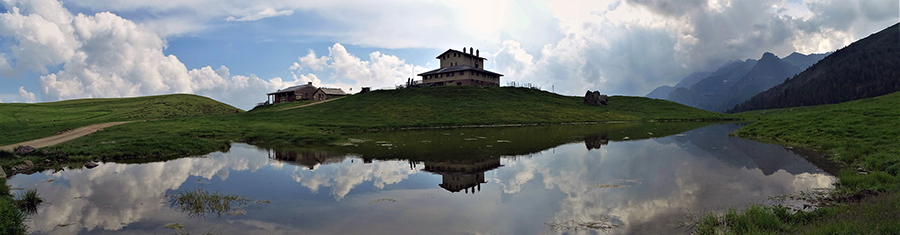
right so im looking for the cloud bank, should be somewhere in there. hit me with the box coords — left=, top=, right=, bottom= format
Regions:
left=1, top=0, right=896, bottom=108
left=0, top=0, right=302, bottom=109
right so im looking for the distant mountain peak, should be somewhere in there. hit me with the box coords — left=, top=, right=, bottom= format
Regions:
left=760, top=52, right=778, bottom=61
left=729, top=23, right=900, bottom=113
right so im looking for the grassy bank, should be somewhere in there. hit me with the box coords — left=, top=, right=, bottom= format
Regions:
left=696, top=92, right=900, bottom=234
left=3, top=86, right=735, bottom=164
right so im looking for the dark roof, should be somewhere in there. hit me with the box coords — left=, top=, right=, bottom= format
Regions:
left=267, top=83, right=315, bottom=95
left=316, top=87, right=347, bottom=95
left=417, top=65, right=504, bottom=77
left=437, top=49, right=487, bottom=60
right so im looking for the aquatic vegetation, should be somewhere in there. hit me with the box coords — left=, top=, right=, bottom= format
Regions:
left=166, top=189, right=269, bottom=219
left=546, top=216, right=621, bottom=233
left=14, top=188, right=44, bottom=214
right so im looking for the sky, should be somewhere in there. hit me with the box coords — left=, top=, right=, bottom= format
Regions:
left=0, top=0, right=897, bottom=110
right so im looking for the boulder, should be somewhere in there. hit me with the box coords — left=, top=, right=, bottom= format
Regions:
left=84, top=162, right=99, bottom=169
left=15, top=146, right=35, bottom=155
left=583, top=90, right=608, bottom=106
left=11, top=160, right=33, bottom=172
left=0, top=165, right=5, bottom=178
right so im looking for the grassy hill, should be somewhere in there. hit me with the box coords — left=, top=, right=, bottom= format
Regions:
left=242, top=86, right=731, bottom=128
left=0, top=86, right=735, bottom=162
left=730, top=23, right=900, bottom=113
left=0, top=94, right=242, bottom=146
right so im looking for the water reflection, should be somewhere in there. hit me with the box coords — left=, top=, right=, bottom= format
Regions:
left=6, top=123, right=837, bottom=234
left=584, top=134, right=609, bottom=150
left=421, top=158, right=502, bottom=193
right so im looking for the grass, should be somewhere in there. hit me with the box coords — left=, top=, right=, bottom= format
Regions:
left=0, top=178, right=27, bottom=235
left=13, top=188, right=43, bottom=215
left=238, top=86, right=732, bottom=128
left=694, top=91, right=900, bottom=234
left=0, top=93, right=242, bottom=146
left=2, top=86, right=736, bottom=164
left=167, top=189, right=269, bottom=218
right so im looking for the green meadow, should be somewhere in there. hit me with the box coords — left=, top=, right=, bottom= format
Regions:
left=694, top=92, right=900, bottom=234
left=1, top=86, right=734, bottom=163
left=2, top=86, right=900, bottom=233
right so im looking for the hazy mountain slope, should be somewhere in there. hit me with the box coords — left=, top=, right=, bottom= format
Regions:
left=666, top=59, right=757, bottom=110
left=715, top=52, right=804, bottom=111
left=645, top=71, right=711, bottom=99
left=730, top=23, right=900, bottom=113
left=674, top=71, right=713, bottom=88
left=646, top=85, right=676, bottom=99
left=781, top=52, right=829, bottom=69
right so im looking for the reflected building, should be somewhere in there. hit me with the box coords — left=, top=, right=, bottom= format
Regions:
left=420, top=158, right=503, bottom=194
left=585, top=135, right=609, bottom=150
left=269, top=149, right=349, bottom=170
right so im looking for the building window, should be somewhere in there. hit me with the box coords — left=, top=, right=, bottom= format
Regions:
left=459, top=71, right=463, bottom=76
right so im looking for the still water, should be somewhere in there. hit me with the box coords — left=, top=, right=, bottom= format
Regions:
left=8, top=123, right=836, bottom=234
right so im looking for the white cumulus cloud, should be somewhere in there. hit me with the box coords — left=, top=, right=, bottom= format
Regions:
left=0, top=0, right=304, bottom=110
left=18, top=86, right=36, bottom=103
left=289, top=43, right=429, bottom=91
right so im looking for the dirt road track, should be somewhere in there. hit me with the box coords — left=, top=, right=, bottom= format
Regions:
left=278, top=97, right=344, bottom=111
left=0, top=121, right=133, bottom=152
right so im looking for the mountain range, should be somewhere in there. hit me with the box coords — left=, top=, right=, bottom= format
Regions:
left=647, top=51, right=829, bottom=112
left=729, top=23, right=899, bottom=113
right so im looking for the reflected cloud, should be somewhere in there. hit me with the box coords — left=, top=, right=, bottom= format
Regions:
left=288, top=157, right=421, bottom=200
left=6, top=124, right=838, bottom=234
left=10, top=143, right=272, bottom=234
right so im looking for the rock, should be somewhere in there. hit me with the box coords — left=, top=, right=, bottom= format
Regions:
left=44, top=159, right=51, bottom=164
left=0, top=165, right=6, bottom=178
left=11, top=160, right=33, bottom=172
left=15, top=146, right=35, bottom=155
left=583, top=90, right=608, bottom=106
left=84, top=162, right=99, bottom=169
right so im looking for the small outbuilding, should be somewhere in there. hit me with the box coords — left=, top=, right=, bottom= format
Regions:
left=313, top=87, right=348, bottom=101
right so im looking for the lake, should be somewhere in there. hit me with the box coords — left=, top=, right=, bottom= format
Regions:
left=6, top=123, right=837, bottom=234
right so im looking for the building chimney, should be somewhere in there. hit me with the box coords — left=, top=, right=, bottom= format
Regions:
left=476, top=49, right=479, bottom=57
left=462, top=47, right=466, bottom=53
left=308, top=82, right=312, bottom=85
left=469, top=47, right=474, bottom=55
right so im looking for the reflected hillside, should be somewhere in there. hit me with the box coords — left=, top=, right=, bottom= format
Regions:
left=269, top=149, right=349, bottom=170
left=269, top=122, right=715, bottom=162
left=654, top=123, right=840, bottom=176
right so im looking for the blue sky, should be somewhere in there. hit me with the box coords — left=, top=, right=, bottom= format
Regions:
left=0, top=0, right=897, bottom=110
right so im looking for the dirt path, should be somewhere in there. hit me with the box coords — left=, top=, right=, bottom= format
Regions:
left=0, top=121, right=133, bottom=151
left=278, top=97, right=345, bottom=111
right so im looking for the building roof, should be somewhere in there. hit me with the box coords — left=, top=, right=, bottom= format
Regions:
left=437, top=49, right=487, bottom=60
left=417, top=65, right=504, bottom=77
left=316, top=87, right=347, bottom=96
left=267, top=83, right=315, bottom=95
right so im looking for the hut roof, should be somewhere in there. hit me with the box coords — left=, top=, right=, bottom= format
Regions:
left=267, top=83, right=315, bottom=95
left=317, top=87, right=347, bottom=96
left=417, top=65, right=504, bottom=77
